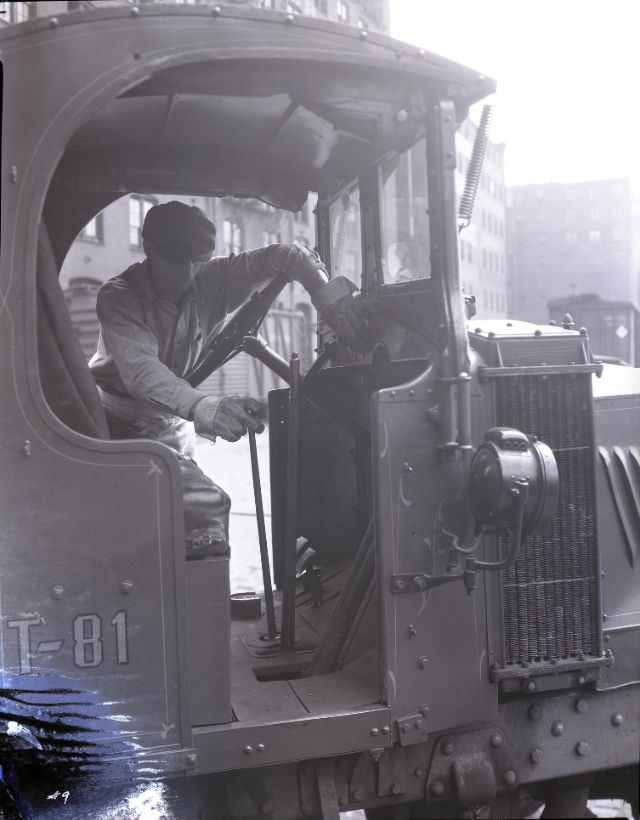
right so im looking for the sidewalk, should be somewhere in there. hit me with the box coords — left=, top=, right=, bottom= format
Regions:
left=195, top=431, right=272, bottom=593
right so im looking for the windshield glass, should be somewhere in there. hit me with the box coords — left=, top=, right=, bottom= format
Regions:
left=380, top=139, right=430, bottom=284
left=328, top=186, right=362, bottom=285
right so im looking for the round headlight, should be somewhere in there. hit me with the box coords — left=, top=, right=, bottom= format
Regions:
left=468, top=427, right=559, bottom=534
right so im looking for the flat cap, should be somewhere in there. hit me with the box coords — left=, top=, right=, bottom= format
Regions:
left=142, top=201, right=216, bottom=263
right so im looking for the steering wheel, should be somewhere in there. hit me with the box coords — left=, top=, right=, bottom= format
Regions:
left=186, top=273, right=290, bottom=388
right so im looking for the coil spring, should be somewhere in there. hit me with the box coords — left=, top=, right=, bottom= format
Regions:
left=458, top=104, right=494, bottom=229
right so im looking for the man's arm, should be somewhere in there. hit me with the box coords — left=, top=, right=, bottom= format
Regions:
left=199, top=244, right=366, bottom=347
left=95, top=283, right=206, bottom=419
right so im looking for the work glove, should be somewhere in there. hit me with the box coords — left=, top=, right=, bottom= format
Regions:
left=193, top=395, right=266, bottom=443
left=311, top=276, right=370, bottom=351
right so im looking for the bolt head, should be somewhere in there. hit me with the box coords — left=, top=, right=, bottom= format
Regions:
left=490, top=733, right=503, bottom=748
left=370, top=727, right=379, bottom=737
left=51, top=586, right=64, bottom=601
left=212, top=5, right=222, bottom=15
left=419, top=656, right=429, bottom=669
left=430, top=780, right=445, bottom=796
left=503, top=770, right=517, bottom=786
left=120, top=580, right=134, bottom=594
left=611, top=712, right=623, bottom=727
left=243, top=745, right=253, bottom=755
left=129, top=6, right=140, bottom=17
left=530, top=748, right=543, bottom=764
left=381, top=725, right=390, bottom=735
left=441, top=740, right=454, bottom=756
left=551, top=720, right=565, bottom=737
left=256, top=743, right=265, bottom=752
left=575, top=698, right=588, bottom=713
left=391, top=783, right=402, bottom=795
left=575, top=741, right=590, bottom=756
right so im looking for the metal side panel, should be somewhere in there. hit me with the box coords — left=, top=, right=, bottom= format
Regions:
left=371, top=367, right=498, bottom=735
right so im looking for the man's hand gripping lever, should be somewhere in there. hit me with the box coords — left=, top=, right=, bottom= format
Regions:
left=311, top=276, right=370, bottom=352
left=193, top=395, right=267, bottom=443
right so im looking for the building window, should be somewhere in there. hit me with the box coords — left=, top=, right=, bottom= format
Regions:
left=129, top=195, right=157, bottom=248
left=337, top=0, right=349, bottom=22
left=588, top=229, right=601, bottom=242
left=0, top=2, right=32, bottom=23
left=259, top=0, right=276, bottom=8
left=313, top=0, right=328, bottom=12
left=79, top=214, right=104, bottom=244
left=286, top=0, right=302, bottom=12
left=223, top=219, right=242, bottom=254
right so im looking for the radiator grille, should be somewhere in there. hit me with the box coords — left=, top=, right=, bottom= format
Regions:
left=495, top=373, right=600, bottom=667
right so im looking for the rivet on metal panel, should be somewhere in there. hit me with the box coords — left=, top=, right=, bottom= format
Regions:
left=611, top=713, right=623, bottom=727
left=370, top=727, right=379, bottom=737
left=359, top=29, right=368, bottom=41
left=243, top=745, right=253, bottom=755
left=185, top=752, right=196, bottom=767
left=23, top=440, right=31, bottom=457
left=503, top=770, right=517, bottom=786
left=352, top=786, right=365, bottom=801
left=403, top=463, right=413, bottom=473
left=407, top=625, right=417, bottom=639
left=391, top=783, right=402, bottom=795
left=577, top=674, right=586, bottom=685
left=534, top=329, right=542, bottom=337
left=257, top=743, right=265, bottom=752
left=523, top=679, right=536, bottom=692
left=441, top=740, right=454, bottom=756
left=396, top=109, right=408, bottom=122
left=489, top=733, right=503, bottom=748
left=369, top=748, right=383, bottom=762
left=414, top=768, right=424, bottom=777
left=381, top=726, right=390, bottom=735
left=285, top=13, right=295, bottom=23
left=414, top=719, right=424, bottom=729
left=528, top=704, right=542, bottom=721
left=10, top=166, right=18, bottom=183
left=475, top=327, right=483, bottom=334
left=488, top=331, right=495, bottom=339
left=49, top=17, right=59, bottom=28
left=430, top=780, right=445, bottom=796
left=575, top=698, right=588, bottom=713
left=211, top=5, right=222, bottom=14
left=530, top=748, right=543, bottom=764
left=551, top=721, right=565, bottom=737
left=120, top=580, right=134, bottom=594
left=418, top=656, right=428, bottom=669
left=50, top=586, right=64, bottom=601
left=409, top=389, right=415, bottom=396
left=129, top=6, right=140, bottom=17
left=390, top=390, right=397, bottom=397
left=575, top=741, right=589, bottom=756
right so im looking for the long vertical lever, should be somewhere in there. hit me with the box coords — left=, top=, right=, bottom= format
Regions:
left=281, top=353, right=301, bottom=652
left=248, top=430, right=278, bottom=639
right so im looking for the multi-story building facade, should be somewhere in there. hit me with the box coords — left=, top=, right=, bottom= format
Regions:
left=456, top=119, right=509, bottom=318
left=507, top=179, right=640, bottom=324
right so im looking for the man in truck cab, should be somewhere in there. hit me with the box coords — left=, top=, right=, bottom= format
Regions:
left=89, top=200, right=362, bottom=556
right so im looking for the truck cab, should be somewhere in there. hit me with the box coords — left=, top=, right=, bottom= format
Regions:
left=0, top=5, right=637, bottom=818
